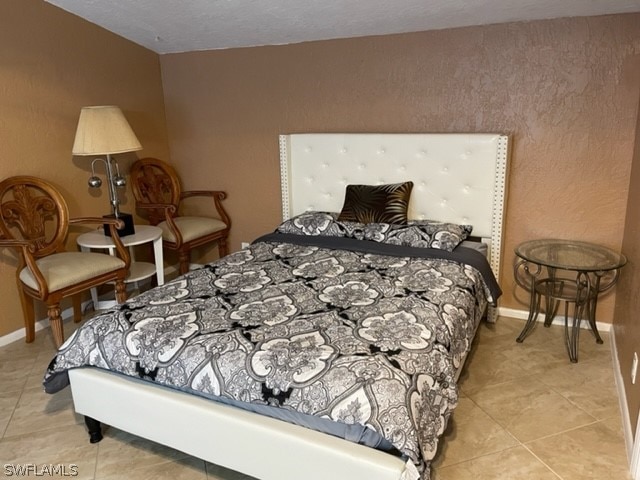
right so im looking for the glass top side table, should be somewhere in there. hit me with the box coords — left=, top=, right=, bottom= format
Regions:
left=514, top=239, right=626, bottom=362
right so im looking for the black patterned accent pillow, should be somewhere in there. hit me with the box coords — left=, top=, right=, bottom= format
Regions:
left=363, top=220, right=473, bottom=251
left=337, top=182, right=413, bottom=224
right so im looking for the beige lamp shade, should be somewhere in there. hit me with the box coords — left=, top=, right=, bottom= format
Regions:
left=72, top=106, right=142, bottom=155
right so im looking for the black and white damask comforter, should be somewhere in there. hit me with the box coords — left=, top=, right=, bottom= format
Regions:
left=44, top=232, right=500, bottom=479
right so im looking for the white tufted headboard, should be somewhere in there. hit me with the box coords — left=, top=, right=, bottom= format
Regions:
left=279, top=133, right=509, bottom=297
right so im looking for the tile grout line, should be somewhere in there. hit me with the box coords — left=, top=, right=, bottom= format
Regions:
left=520, top=443, right=565, bottom=479
left=458, top=372, right=540, bottom=397
left=465, top=377, right=606, bottom=445
left=0, top=384, right=28, bottom=441
left=522, top=416, right=612, bottom=445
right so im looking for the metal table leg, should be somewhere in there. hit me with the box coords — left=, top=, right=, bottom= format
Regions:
left=515, top=259, right=543, bottom=343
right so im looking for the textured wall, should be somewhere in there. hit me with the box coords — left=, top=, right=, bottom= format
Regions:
left=0, top=0, right=170, bottom=338
left=615, top=99, right=640, bottom=434
left=161, top=14, right=640, bottom=322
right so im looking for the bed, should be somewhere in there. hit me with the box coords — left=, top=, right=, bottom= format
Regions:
left=43, top=133, right=509, bottom=480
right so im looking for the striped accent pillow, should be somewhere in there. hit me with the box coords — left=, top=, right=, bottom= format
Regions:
left=337, top=182, right=413, bottom=224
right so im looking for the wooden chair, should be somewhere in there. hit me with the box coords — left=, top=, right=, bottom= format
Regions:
left=0, top=176, right=130, bottom=348
left=130, top=158, right=231, bottom=275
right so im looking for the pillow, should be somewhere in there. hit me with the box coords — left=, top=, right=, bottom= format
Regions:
left=363, top=220, right=473, bottom=252
left=276, top=211, right=366, bottom=239
left=337, top=182, right=413, bottom=224
left=275, top=212, right=472, bottom=252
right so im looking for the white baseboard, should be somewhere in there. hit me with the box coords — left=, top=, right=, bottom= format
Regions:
left=497, top=306, right=613, bottom=332
left=611, top=329, right=634, bottom=466
left=633, top=418, right=640, bottom=480
left=0, top=299, right=92, bottom=348
left=0, top=318, right=50, bottom=347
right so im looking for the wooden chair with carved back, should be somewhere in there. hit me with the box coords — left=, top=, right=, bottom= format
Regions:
left=130, top=158, right=231, bottom=275
left=0, top=176, right=131, bottom=348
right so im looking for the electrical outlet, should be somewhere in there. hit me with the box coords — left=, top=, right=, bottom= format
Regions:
left=632, top=352, right=638, bottom=385
left=241, top=242, right=250, bottom=249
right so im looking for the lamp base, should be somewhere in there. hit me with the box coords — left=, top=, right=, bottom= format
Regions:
left=103, top=213, right=135, bottom=237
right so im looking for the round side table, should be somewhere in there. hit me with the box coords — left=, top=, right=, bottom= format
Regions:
left=514, top=239, right=626, bottom=362
left=77, top=224, right=164, bottom=309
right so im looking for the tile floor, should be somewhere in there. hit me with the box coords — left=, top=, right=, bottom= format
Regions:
left=0, top=316, right=632, bottom=480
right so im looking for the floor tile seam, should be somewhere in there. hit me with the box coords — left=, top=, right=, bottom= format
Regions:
left=78, top=433, right=100, bottom=480
left=0, top=370, right=31, bottom=391
left=435, top=442, right=567, bottom=477
left=522, top=417, right=603, bottom=446
left=456, top=393, right=524, bottom=447
left=459, top=372, right=540, bottom=398
left=536, top=372, right=620, bottom=404
left=471, top=371, right=598, bottom=417
left=0, top=386, right=29, bottom=440
left=532, top=366, right=613, bottom=390
left=538, top=376, right=616, bottom=407
left=1, top=412, right=85, bottom=441
left=433, top=443, right=524, bottom=470
left=435, top=435, right=523, bottom=470
left=531, top=381, right=603, bottom=423
left=91, top=435, right=100, bottom=480
left=461, top=389, right=603, bottom=447
left=1, top=384, right=28, bottom=396
left=33, top=360, right=60, bottom=381
left=460, top=371, right=572, bottom=415
left=480, top=338, right=569, bottom=373
left=505, top=356, right=577, bottom=376
left=520, top=443, right=565, bottom=479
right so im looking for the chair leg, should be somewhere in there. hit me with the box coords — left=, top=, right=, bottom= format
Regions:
left=19, top=288, right=36, bottom=343
left=178, top=250, right=190, bottom=275
left=115, top=279, right=128, bottom=304
left=72, top=294, right=82, bottom=323
left=48, top=303, right=64, bottom=348
left=218, top=237, right=229, bottom=258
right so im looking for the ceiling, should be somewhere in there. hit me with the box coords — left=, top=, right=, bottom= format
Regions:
left=46, top=0, right=640, bottom=55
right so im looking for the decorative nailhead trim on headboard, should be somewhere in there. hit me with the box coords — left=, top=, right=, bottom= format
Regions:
left=487, top=135, right=510, bottom=322
left=490, top=135, right=509, bottom=279
left=279, top=135, right=291, bottom=220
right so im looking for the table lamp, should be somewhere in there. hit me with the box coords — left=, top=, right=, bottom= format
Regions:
left=72, top=106, right=142, bottom=236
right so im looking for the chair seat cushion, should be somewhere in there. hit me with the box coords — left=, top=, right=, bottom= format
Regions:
left=19, top=252, right=126, bottom=292
left=159, top=216, right=227, bottom=243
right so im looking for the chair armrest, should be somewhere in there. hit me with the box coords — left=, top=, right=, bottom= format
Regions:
left=134, top=204, right=183, bottom=246
left=69, top=217, right=131, bottom=268
left=0, top=238, right=34, bottom=250
left=134, top=203, right=178, bottom=214
left=181, top=190, right=231, bottom=228
left=70, top=216, right=123, bottom=227
left=0, top=238, right=48, bottom=296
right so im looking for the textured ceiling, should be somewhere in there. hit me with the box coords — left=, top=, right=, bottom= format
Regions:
left=46, top=0, right=640, bottom=54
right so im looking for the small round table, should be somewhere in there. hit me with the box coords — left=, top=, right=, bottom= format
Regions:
left=77, top=225, right=164, bottom=310
left=514, top=239, right=626, bottom=362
